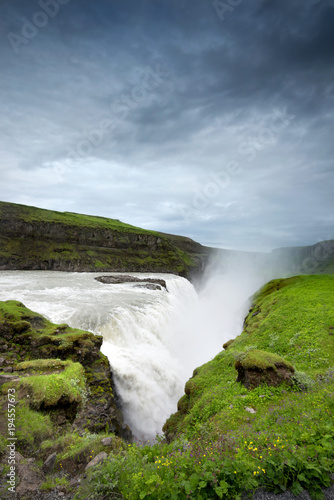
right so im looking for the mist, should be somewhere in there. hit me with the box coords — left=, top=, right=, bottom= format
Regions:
left=170, top=250, right=280, bottom=382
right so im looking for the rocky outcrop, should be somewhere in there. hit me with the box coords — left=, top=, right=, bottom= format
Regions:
left=0, top=300, right=131, bottom=440
left=95, top=275, right=168, bottom=290
left=235, top=349, right=295, bottom=389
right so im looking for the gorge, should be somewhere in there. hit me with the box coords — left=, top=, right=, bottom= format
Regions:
left=0, top=201, right=334, bottom=499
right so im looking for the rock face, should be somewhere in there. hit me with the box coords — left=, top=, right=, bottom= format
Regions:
left=235, top=349, right=295, bottom=390
left=0, top=201, right=211, bottom=280
left=0, top=300, right=131, bottom=440
left=85, top=451, right=108, bottom=471
left=95, top=275, right=168, bottom=290
left=42, top=453, right=57, bottom=474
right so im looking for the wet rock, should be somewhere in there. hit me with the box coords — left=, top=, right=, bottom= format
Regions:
left=95, top=275, right=167, bottom=290
left=134, top=283, right=162, bottom=290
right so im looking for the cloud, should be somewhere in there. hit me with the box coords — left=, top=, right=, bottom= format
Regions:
left=0, top=0, right=333, bottom=251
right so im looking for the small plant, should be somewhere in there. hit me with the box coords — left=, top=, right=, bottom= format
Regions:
left=291, top=371, right=315, bottom=391
left=40, top=475, right=69, bottom=491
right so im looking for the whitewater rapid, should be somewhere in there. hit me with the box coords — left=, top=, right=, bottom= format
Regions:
left=0, top=269, right=255, bottom=439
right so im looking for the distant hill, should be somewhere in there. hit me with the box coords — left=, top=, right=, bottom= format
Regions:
left=0, top=201, right=333, bottom=280
left=271, top=239, right=334, bottom=275
left=0, top=201, right=213, bottom=280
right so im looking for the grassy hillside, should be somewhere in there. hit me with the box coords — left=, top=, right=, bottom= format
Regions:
left=0, top=201, right=210, bottom=279
left=78, top=275, right=334, bottom=499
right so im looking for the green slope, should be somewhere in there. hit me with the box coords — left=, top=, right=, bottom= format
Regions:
left=79, top=275, right=334, bottom=499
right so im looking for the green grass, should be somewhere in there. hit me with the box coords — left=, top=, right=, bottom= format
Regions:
left=3, top=360, right=86, bottom=409
left=0, top=201, right=159, bottom=235
left=40, top=476, right=70, bottom=491
left=76, top=275, right=334, bottom=499
left=14, top=404, right=54, bottom=451
left=235, top=349, right=295, bottom=371
left=15, top=358, right=66, bottom=372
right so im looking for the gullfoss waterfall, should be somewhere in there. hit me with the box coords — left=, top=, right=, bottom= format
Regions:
left=0, top=265, right=268, bottom=439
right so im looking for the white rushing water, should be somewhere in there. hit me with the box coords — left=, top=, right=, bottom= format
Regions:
left=0, top=268, right=263, bottom=439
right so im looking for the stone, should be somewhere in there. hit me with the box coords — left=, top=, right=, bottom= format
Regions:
left=95, top=275, right=167, bottom=290
left=42, top=452, right=57, bottom=474
left=85, top=452, right=108, bottom=471
left=101, top=437, right=113, bottom=446
left=235, top=349, right=295, bottom=390
left=245, top=407, right=256, bottom=414
left=0, top=357, right=5, bottom=366
left=15, top=451, right=25, bottom=463
left=16, top=462, right=45, bottom=495
left=0, top=374, right=20, bottom=386
left=134, top=283, right=162, bottom=290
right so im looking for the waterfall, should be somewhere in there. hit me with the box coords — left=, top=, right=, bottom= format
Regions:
left=0, top=266, right=262, bottom=439
left=0, top=272, right=200, bottom=439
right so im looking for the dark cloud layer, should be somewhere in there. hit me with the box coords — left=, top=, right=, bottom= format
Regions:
left=0, top=0, right=333, bottom=251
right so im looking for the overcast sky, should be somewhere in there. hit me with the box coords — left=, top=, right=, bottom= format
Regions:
left=1, top=0, right=333, bottom=251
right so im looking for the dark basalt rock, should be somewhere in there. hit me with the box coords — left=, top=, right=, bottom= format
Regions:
left=95, top=275, right=168, bottom=291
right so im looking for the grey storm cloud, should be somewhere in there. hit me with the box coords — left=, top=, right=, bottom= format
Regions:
left=0, top=0, right=333, bottom=251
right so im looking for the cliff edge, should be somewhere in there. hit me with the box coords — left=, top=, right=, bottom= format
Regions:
left=0, top=201, right=211, bottom=280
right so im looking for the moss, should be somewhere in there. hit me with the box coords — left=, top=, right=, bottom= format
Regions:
left=223, top=339, right=235, bottom=350
left=15, top=404, right=54, bottom=451
left=236, top=349, right=295, bottom=372
left=16, top=358, right=66, bottom=372
left=2, top=360, right=86, bottom=409
left=12, top=320, right=31, bottom=333
left=177, top=394, right=189, bottom=414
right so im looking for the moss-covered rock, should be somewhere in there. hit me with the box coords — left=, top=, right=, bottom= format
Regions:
left=0, top=300, right=131, bottom=440
left=235, top=349, right=295, bottom=389
left=223, top=339, right=235, bottom=350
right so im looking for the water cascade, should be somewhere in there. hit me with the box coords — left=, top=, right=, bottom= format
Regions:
left=0, top=267, right=262, bottom=439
